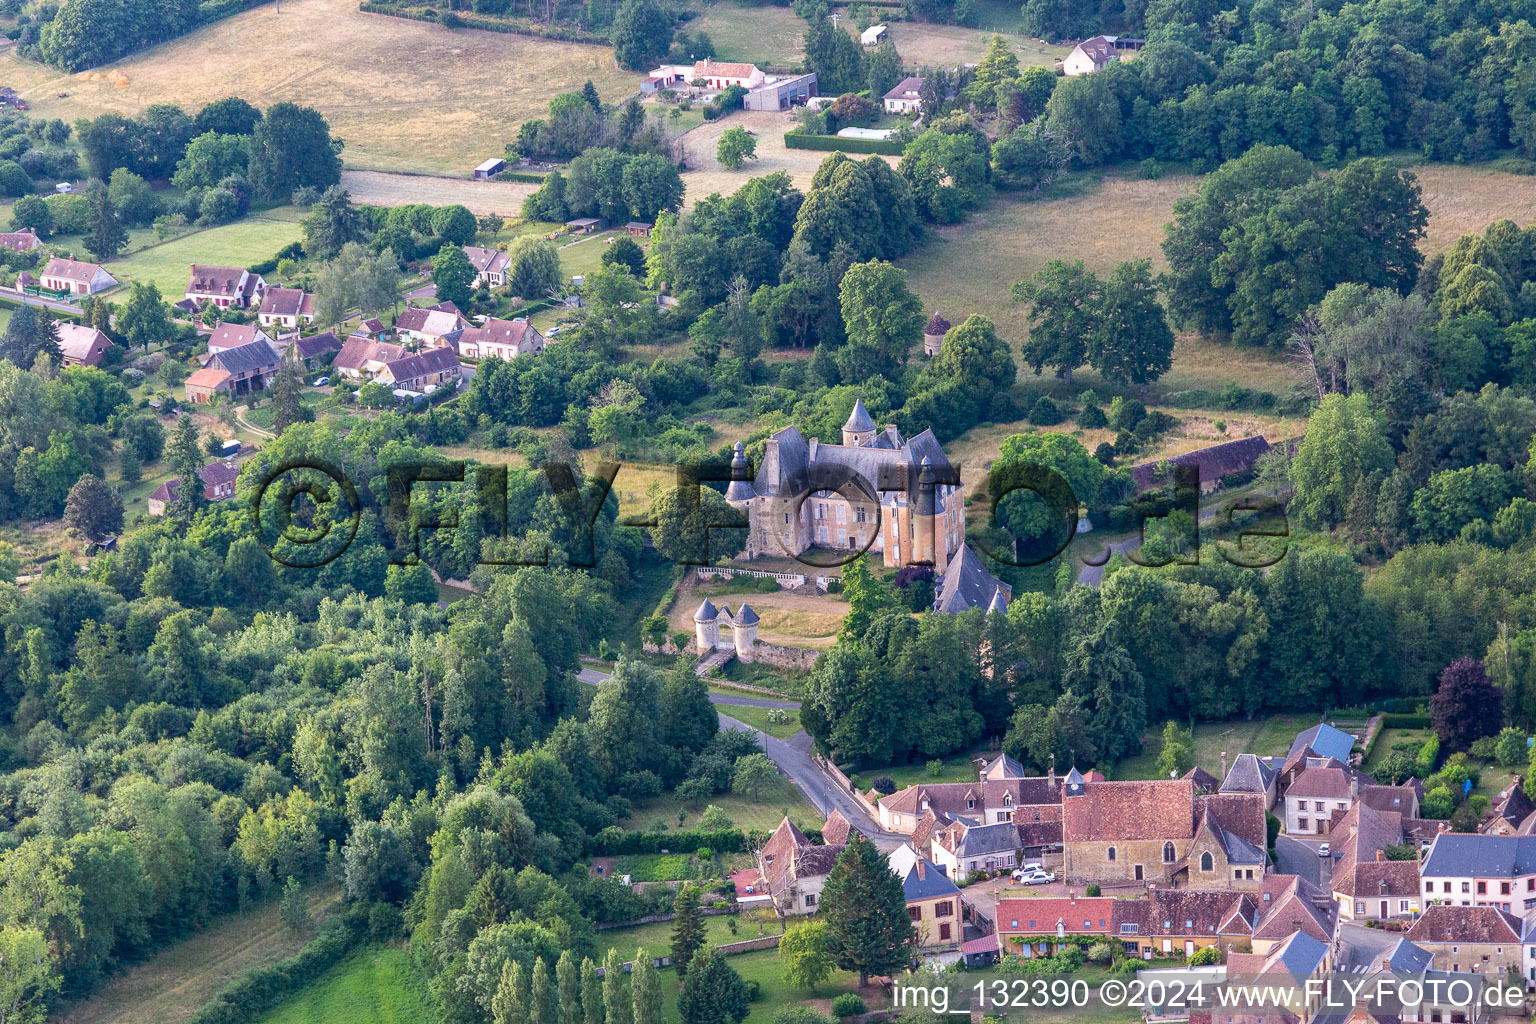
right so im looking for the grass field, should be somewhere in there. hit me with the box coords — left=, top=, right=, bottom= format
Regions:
left=850, top=746, right=994, bottom=790
left=254, top=945, right=432, bottom=1024
left=885, top=22, right=1067, bottom=66
left=688, top=1, right=807, bottom=65
left=660, top=948, right=883, bottom=1024
left=593, top=914, right=747, bottom=964
left=679, top=110, right=898, bottom=203
left=339, top=170, right=538, bottom=216
left=667, top=588, right=845, bottom=648
left=717, top=702, right=802, bottom=739
left=625, top=776, right=821, bottom=832
left=56, top=885, right=341, bottom=1024
left=1114, top=713, right=1315, bottom=781
left=0, top=0, right=633, bottom=174
left=102, top=214, right=305, bottom=297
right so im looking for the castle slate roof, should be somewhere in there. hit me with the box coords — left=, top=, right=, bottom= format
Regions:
left=844, top=398, right=875, bottom=432
left=693, top=599, right=718, bottom=622
left=736, top=603, right=759, bottom=625
left=1221, top=753, right=1280, bottom=796
left=935, top=543, right=1010, bottom=615
left=887, top=844, right=960, bottom=901
left=752, top=421, right=956, bottom=507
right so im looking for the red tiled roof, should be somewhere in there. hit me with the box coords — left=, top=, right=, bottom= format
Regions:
left=997, top=897, right=1115, bottom=935
left=1406, top=905, right=1522, bottom=944
left=1064, top=780, right=1195, bottom=842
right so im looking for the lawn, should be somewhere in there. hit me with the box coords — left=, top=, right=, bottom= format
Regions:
left=624, top=776, right=822, bottom=833
left=1115, top=713, right=1313, bottom=781
left=593, top=914, right=748, bottom=965
left=658, top=948, right=884, bottom=1024
left=717, top=702, right=802, bottom=740
left=613, top=852, right=697, bottom=882
left=0, top=0, right=634, bottom=174
left=884, top=22, right=1068, bottom=66
left=103, top=215, right=306, bottom=298
left=254, top=945, right=433, bottom=1024
left=560, top=230, right=649, bottom=283
left=667, top=589, right=846, bottom=648
left=850, top=747, right=992, bottom=790
left=686, top=1, right=807, bottom=65
left=54, top=884, right=341, bottom=1024
left=1363, top=728, right=1435, bottom=774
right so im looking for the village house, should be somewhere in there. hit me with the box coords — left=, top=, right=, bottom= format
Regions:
left=1220, top=931, right=1333, bottom=1017
left=726, top=399, right=966, bottom=570
left=464, top=245, right=512, bottom=288
left=1405, top=905, right=1523, bottom=976
left=395, top=302, right=467, bottom=348
left=184, top=366, right=233, bottom=404
left=1248, top=874, right=1337, bottom=955
left=883, top=76, right=923, bottom=114
left=201, top=337, right=281, bottom=396
left=294, top=331, right=344, bottom=366
left=455, top=317, right=545, bottom=360
left=206, top=323, right=276, bottom=356
left=1062, top=35, right=1146, bottom=76
left=930, top=819, right=1023, bottom=880
left=1219, top=753, right=1282, bottom=810
left=1130, top=435, right=1273, bottom=494
left=1283, top=759, right=1369, bottom=834
left=648, top=58, right=766, bottom=91
left=55, top=322, right=112, bottom=368
left=352, top=317, right=387, bottom=339
left=996, top=894, right=1116, bottom=958
left=757, top=817, right=844, bottom=915
left=0, top=229, right=41, bottom=252
left=185, top=265, right=265, bottom=308
left=375, top=346, right=462, bottom=392
left=1481, top=780, right=1535, bottom=835
left=333, top=337, right=405, bottom=380
left=256, top=287, right=316, bottom=330
left=887, top=844, right=961, bottom=948
left=1420, top=834, right=1536, bottom=912
left=146, top=461, right=239, bottom=515
left=40, top=256, right=117, bottom=296
left=875, top=755, right=1063, bottom=832
left=1111, top=888, right=1258, bottom=959
left=1325, top=800, right=1422, bottom=922
left=1290, top=723, right=1359, bottom=766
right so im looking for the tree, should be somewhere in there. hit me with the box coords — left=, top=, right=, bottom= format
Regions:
left=313, top=242, right=400, bottom=327
left=431, top=204, right=477, bottom=246
left=0, top=926, right=58, bottom=1024
left=698, top=805, right=733, bottom=830
left=1044, top=72, right=1122, bottom=165
left=802, top=15, right=866, bottom=95
left=166, top=413, right=206, bottom=521
left=632, top=948, right=662, bottom=1024
left=1289, top=393, right=1394, bottom=531
left=1014, top=259, right=1098, bottom=384
left=923, top=314, right=1014, bottom=397
left=62, top=474, right=123, bottom=541
left=866, top=37, right=903, bottom=99
left=837, top=259, right=922, bottom=380
left=172, top=132, right=250, bottom=191
left=1154, top=721, right=1194, bottom=778
left=0, top=305, right=60, bottom=367
left=11, top=195, right=51, bottom=236
left=507, top=236, right=563, bottom=299
left=610, top=0, right=672, bottom=70
left=557, top=950, right=581, bottom=1024
left=117, top=281, right=174, bottom=351
left=602, top=948, right=631, bottom=1024
left=717, top=128, right=757, bottom=170
left=648, top=483, right=745, bottom=565
left=621, top=154, right=684, bottom=221
left=992, top=117, right=1070, bottom=191
left=778, top=920, right=834, bottom=992
left=897, top=116, right=991, bottom=223
left=581, top=957, right=603, bottom=1024
left=730, top=753, right=777, bottom=803
left=671, top=884, right=706, bottom=976
left=249, top=102, right=342, bottom=201
left=301, top=186, right=366, bottom=259
left=432, top=243, right=477, bottom=310
left=677, top=949, right=749, bottom=1024
left=1494, top=727, right=1528, bottom=768
left=195, top=96, right=263, bottom=136
left=820, top=836, right=913, bottom=985
left=494, top=960, right=530, bottom=1024
left=533, top=957, right=558, bottom=1024
left=601, top=236, right=647, bottom=277
left=1091, top=260, right=1174, bottom=393
left=270, top=357, right=306, bottom=434
left=279, top=875, right=310, bottom=932
left=1431, top=658, right=1503, bottom=752
left=87, top=185, right=127, bottom=260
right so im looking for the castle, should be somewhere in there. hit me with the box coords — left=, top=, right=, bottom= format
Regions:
left=724, top=399, right=966, bottom=571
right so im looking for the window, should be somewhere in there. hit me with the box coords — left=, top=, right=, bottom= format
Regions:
left=909, top=906, right=922, bottom=922
left=1010, top=919, right=1019, bottom=929
left=856, top=507, right=867, bottom=524
left=1299, top=818, right=1309, bottom=831
left=939, top=923, right=951, bottom=941
left=1108, top=847, right=1117, bottom=862
left=966, top=798, right=975, bottom=809
left=1477, top=882, right=1487, bottom=895
left=1163, top=842, right=1176, bottom=863
left=1463, top=882, right=1471, bottom=893
left=936, top=901, right=953, bottom=917
left=1443, top=882, right=1451, bottom=892
left=1356, top=902, right=1365, bottom=915
left=784, top=513, right=790, bottom=525
left=1004, top=794, right=1013, bottom=806
left=805, top=894, right=817, bottom=907
left=1502, top=882, right=1511, bottom=895
left=1400, top=901, right=1410, bottom=912
left=1121, top=924, right=1139, bottom=934
left=1200, top=852, right=1213, bottom=872
left=1426, top=882, right=1434, bottom=893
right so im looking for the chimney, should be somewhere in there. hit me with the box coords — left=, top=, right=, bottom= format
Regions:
left=1350, top=774, right=1359, bottom=799
left=1048, top=755, right=1056, bottom=788
left=916, top=860, right=926, bottom=880
left=1375, top=850, right=1384, bottom=861
left=808, top=438, right=819, bottom=459
left=1068, top=888, right=1075, bottom=903
left=1221, top=751, right=1228, bottom=782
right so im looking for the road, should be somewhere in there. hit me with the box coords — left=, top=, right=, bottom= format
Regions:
left=1274, top=833, right=1331, bottom=888
left=0, top=287, right=84, bottom=315
left=577, top=667, right=901, bottom=848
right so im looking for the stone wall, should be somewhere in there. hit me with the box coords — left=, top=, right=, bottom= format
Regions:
left=753, top=642, right=821, bottom=669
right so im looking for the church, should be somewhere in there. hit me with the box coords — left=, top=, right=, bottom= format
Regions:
left=724, top=399, right=967, bottom=571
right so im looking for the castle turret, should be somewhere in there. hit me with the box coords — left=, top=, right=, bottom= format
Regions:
left=842, top=398, right=876, bottom=447
left=923, top=312, right=950, bottom=357
left=733, top=602, right=759, bottom=660
left=1064, top=766, right=1086, bottom=797
left=724, top=441, right=757, bottom=558
left=987, top=587, right=1009, bottom=615
left=913, top=456, right=937, bottom=565
left=693, top=599, right=719, bottom=652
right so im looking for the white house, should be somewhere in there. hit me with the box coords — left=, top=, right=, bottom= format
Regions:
left=883, top=76, right=923, bottom=114
left=860, top=23, right=887, bottom=45
left=1062, top=35, right=1145, bottom=76
left=256, top=287, right=316, bottom=330
left=39, top=257, right=117, bottom=296
left=646, top=58, right=765, bottom=92
left=1420, top=834, right=1536, bottom=913
left=186, top=265, right=265, bottom=308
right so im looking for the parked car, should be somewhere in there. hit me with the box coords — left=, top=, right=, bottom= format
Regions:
left=546, top=326, right=561, bottom=336
left=1012, top=868, right=1056, bottom=884
left=1317, top=842, right=1330, bottom=857
left=313, top=376, right=329, bottom=387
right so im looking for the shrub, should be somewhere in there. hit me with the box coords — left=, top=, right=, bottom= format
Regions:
left=1077, top=403, right=1107, bottom=429
left=746, top=979, right=761, bottom=1002
left=783, top=132, right=905, bottom=155
left=1085, top=883, right=1101, bottom=897
left=925, top=759, right=943, bottom=778
left=1028, top=395, right=1062, bottom=425
left=871, top=775, right=896, bottom=794
left=831, top=994, right=867, bottom=1018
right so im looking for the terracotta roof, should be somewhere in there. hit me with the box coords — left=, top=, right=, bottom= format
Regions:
left=1149, top=889, right=1250, bottom=937
left=881, top=776, right=1061, bottom=818
left=1337, top=858, right=1419, bottom=899
left=883, top=76, right=923, bottom=100
left=55, top=322, right=111, bottom=365
left=464, top=245, right=510, bottom=274
left=924, top=312, right=950, bottom=335
left=758, top=816, right=845, bottom=895
left=380, top=345, right=461, bottom=384
left=334, top=337, right=403, bottom=372
left=184, top=367, right=232, bottom=389
left=207, top=323, right=268, bottom=352
left=149, top=461, right=239, bottom=503
left=910, top=809, right=947, bottom=853
left=187, top=264, right=260, bottom=301
left=1252, top=874, right=1335, bottom=942
left=1063, top=780, right=1195, bottom=842
left=1361, top=784, right=1417, bottom=815
left=296, top=331, right=343, bottom=360
left=1197, top=792, right=1269, bottom=860
left=43, top=256, right=111, bottom=284
left=1287, top=764, right=1358, bottom=800
left=0, top=229, right=40, bottom=251
left=1406, top=905, right=1522, bottom=944
left=1016, top=819, right=1063, bottom=849
left=997, top=896, right=1115, bottom=935
left=1486, top=779, right=1534, bottom=830
left=822, top=809, right=859, bottom=846
left=457, top=317, right=543, bottom=357
left=1130, top=435, right=1272, bottom=491
left=396, top=304, right=466, bottom=337
left=692, top=58, right=759, bottom=79
left=1186, top=766, right=1220, bottom=793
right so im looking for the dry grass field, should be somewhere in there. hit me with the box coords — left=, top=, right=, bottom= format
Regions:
left=339, top=170, right=538, bottom=214
left=666, top=584, right=846, bottom=647
left=0, top=0, right=633, bottom=174
left=1410, top=163, right=1536, bottom=253
left=679, top=109, right=895, bottom=200
left=884, top=23, right=1067, bottom=66
left=687, top=0, right=807, bottom=65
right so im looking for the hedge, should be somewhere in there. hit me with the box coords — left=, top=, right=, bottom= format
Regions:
left=783, top=133, right=905, bottom=156
left=1381, top=713, right=1432, bottom=729
left=357, top=2, right=608, bottom=43
left=592, top=827, right=748, bottom=855
left=188, top=907, right=369, bottom=1024
left=0, top=295, right=79, bottom=320
left=497, top=170, right=549, bottom=184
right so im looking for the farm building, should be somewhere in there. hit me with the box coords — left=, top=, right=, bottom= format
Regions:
left=625, top=221, right=654, bottom=238
left=473, top=157, right=506, bottom=179
left=1129, top=435, right=1272, bottom=494
left=1062, top=35, right=1145, bottom=75
left=147, top=462, right=239, bottom=515
left=743, top=72, right=818, bottom=110
left=566, top=217, right=606, bottom=234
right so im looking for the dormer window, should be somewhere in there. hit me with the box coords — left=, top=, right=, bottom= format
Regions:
left=1004, top=794, right=1013, bottom=806
left=920, top=799, right=928, bottom=811
left=966, top=798, right=974, bottom=809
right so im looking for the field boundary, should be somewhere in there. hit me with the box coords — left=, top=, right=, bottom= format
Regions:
left=357, top=1, right=610, bottom=45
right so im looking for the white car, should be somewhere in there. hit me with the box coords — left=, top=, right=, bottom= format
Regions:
left=546, top=326, right=562, bottom=336
left=1317, top=842, right=1331, bottom=857
left=1012, top=868, right=1056, bottom=885
left=313, top=376, right=329, bottom=387
left=55, top=182, right=72, bottom=194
